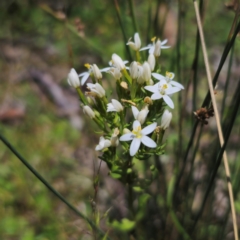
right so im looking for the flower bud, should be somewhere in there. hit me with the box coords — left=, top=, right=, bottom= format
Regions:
left=127, top=32, right=141, bottom=51
left=83, top=105, right=95, bottom=119
left=67, top=68, right=80, bottom=88
left=138, top=62, right=151, bottom=84
left=129, top=61, right=139, bottom=79
left=111, top=128, right=120, bottom=147
left=123, top=128, right=131, bottom=134
left=148, top=53, right=155, bottom=71
left=144, top=97, right=153, bottom=105
left=120, top=82, right=128, bottom=90
left=161, top=109, right=172, bottom=129
left=154, top=39, right=161, bottom=57
left=107, top=99, right=123, bottom=112
left=92, top=64, right=102, bottom=79
left=132, top=105, right=149, bottom=124
left=108, top=67, right=122, bottom=80
left=95, top=136, right=111, bottom=151
left=87, top=83, right=105, bottom=98
left=112, top=53, right=125, bottom=70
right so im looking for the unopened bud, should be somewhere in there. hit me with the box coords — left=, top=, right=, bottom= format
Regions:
left=83, top=105, right=95, bottom=119
left=120, top=81, right=128, bottom=90
left=161, top=109, right=172, bottom=129
left=144, top=97, right=153, bottom=105
left=111, top=128, right=120, bottom=147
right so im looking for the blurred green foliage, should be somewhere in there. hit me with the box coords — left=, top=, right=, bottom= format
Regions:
left=0, top=0, right=240, bottom=239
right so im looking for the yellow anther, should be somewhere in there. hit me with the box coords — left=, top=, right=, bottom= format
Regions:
left=84, top=63, right=91, bottom=69
left=163, top=84, right=168, bottom=89
left=151, top=36, right=156, bottom=42
left=132, top=126, right=142, bottom=138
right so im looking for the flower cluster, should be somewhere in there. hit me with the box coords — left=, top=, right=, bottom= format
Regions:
left=67, top=33, right=184, bottom=168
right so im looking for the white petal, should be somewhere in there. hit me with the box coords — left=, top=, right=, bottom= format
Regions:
left=166, top=87, right=181, bottom=95
left=120, top=133, right=134, bottom=141
left=139, top=45, right=152, bottom=51
left=81, top=73, right=90, bottom=85
left=130, top=138, right=141, bottom=156
left=151, top=92, right=162, bottom=100
left=170, top=81, right=184, bottom=89
left=141, top=136, right=157, bottom=148
left=107, top=103, right=116, bottom=112
left=101, top=67, right=111, bottom=72
left=131, top=106, right=139, bottom=119
left=152, top=72, right=165, bottom=81
left=79, top=71, right=88, bottom=77
left=141, top=122, right=157, bottom=135
left=133, top=120, right=141, bottom=129
left=144, top=85, right=158, bottom=93
left=163, top=95, right=174, bottom=109
left=161, top=39, right=168, bottom=45
left=112, top=99, right=123, bottom=111
left=161, top=46, right=171, bottom=49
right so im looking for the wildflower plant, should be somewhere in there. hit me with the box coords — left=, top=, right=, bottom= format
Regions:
left=68, top=32, right=183, bottom=231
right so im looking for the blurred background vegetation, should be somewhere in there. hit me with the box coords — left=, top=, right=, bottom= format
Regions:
left=0, top=0, right=240, bottom=239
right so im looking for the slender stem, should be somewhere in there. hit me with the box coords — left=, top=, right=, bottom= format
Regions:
left=113, top=0, right=132, bottom=61
left=193, top=2, right=238, bottom=239
left=128, top=0, right=138, bottom=33
left=167, top=172, right=192, bottom=240
left=0, top=133, right=111, bottom=240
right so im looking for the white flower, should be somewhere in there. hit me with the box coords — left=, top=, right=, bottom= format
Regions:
left=140, top=38, right=170, bottom=57
left=107, top=99, right=123, bottom=112
left=79, top=64, right=102, bottom=85
left=111, top=53, right=126, bottom=70
left=126, top=33, right=141, bottom=51
left=83, top=105, right=95, bottom=119
left=120, top=120, right=157, bottom=156
left=95, top=136, right=111, bottom=151
left=152, top=72, right=184, bottom=89
left=148, top=54, right=155, bottom=71
left=111, top=128, right=120, bottom=147
left=129, top=61, right=140, bottom=79
left=67, top=68, right=80, bottom=88
left=161, top=110, right=172, bottom=129
left=137, top=62, right=151, bottom=84
left=106, top=67, right=122, bottom=80
left=87, top=83, right=105, bottom=98
left=144, top=80, right=181, bottom=109
left=131, top=105, right=149, bottom=124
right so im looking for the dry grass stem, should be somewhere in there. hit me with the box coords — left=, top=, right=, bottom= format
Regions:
left=193, top=1, right=239, bottom=240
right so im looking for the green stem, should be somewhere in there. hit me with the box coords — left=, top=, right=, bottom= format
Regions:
left=122, top=68, right=132, bottom=85
left=76, top=87, right=87, bottom=105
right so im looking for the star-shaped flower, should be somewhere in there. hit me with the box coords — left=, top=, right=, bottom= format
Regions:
left=140, top=37, right=170, bottom=57
left=152, top=72, right=184, bottom=89
left=79, top=63, right=102, bottom=85
left=120, top=120, right=157, bottom=156
left=144, top=80, right=181, bottom=109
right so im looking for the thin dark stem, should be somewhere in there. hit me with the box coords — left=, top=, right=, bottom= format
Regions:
left=0, top=133, right=110, bottom=240
left=113, top=0, right=132, bottom=61
left=190, top=80, right=240, bottom=234
left=128, top=0, right=138, bottom=33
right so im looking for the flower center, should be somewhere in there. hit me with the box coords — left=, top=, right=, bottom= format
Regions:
left=159, top=83, right=168, bottom=95
left=166, top=71, right=173, bottom=82
left=84, top=63, right=91, bottom=69
left=132, top=126, right=142, bottom=138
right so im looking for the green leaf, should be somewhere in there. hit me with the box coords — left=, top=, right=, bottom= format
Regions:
left=109, top=218, right=136, bottom=232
